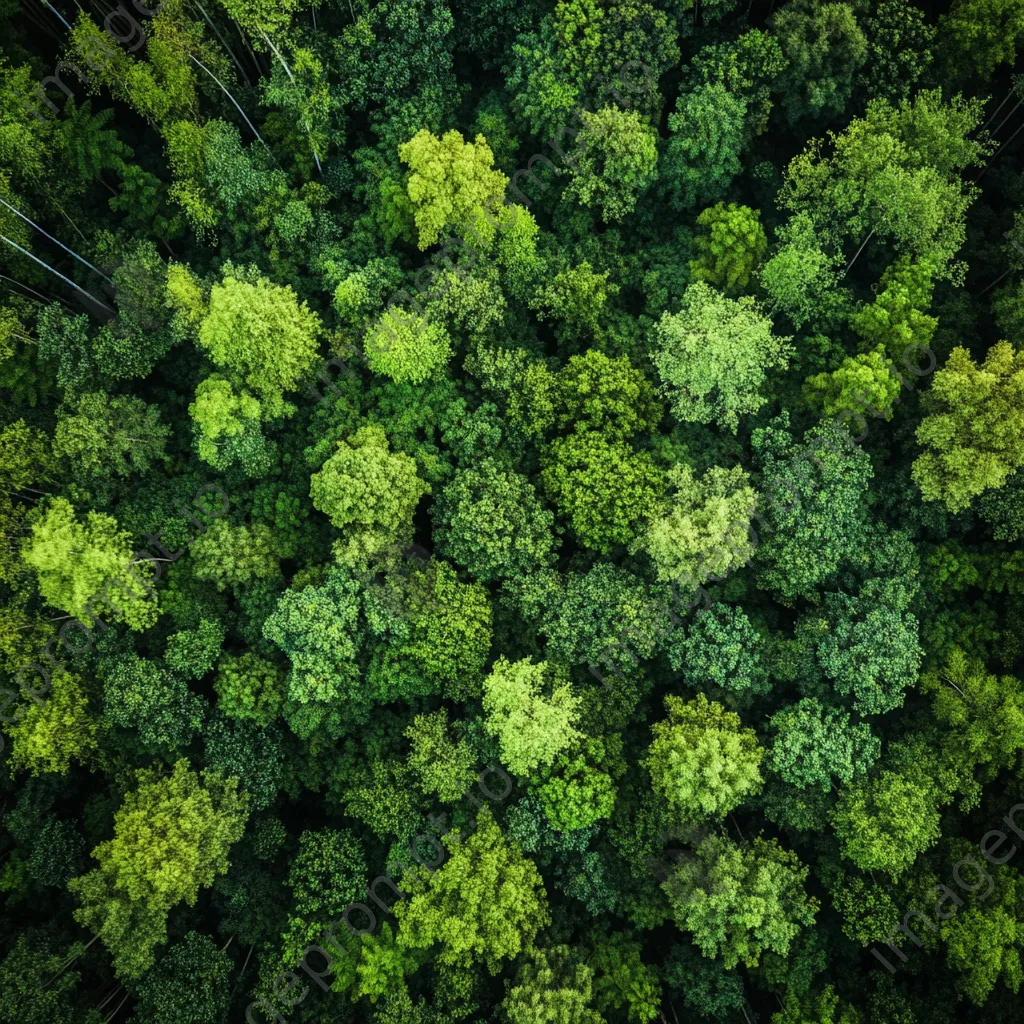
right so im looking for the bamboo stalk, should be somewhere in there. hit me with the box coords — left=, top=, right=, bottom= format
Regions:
left=0, top=198, right=112, bottom=281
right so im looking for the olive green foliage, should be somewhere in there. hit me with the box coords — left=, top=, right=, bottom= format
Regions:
left=503, top=946, right=604, bottom=1024
left=664, top=834, right=818, bottom=969
left=433, top=458, right=556, bottom=582
left=689, top=202, right=768, bottom=294
left=563, top=106, right=658, bottom=223
left=5, top=669, right=101, bottom=776
left=541, top=432, right=663, bottom=552
left=913, top=341, right=1024, bottom=513
left=405, top=709, right=477, bottom=801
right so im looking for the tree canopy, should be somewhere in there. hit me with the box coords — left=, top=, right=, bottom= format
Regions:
left=0, top=6, right=1020, bottom=1024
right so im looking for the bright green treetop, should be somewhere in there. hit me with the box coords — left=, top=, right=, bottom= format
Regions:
left=639, top=463, right=758, bottom=587
left=396, top=807, right=549, bottom=972
left=689, top=202, right=768, bottom=295
left=22, top=498, right=158, bottom=631
left=398, top=129, right=508, bottom=250
left=198, top=269, right=321, bottom=419
left=68, top=760, right=248, bottom=978
left=310, top=424, right=429, bottom=567
left=653, top=282, right=792, bottom=433
left=482, top=656, right=582, bottom=777
left=913, top=341, right=1024, bottom=512
left=645, top=694, right=764, bottom=823
left=663, top=834, right=818, bottom=969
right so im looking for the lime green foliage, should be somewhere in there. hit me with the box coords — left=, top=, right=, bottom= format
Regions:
left=653, top=283, right=792, bottom=432
left=646, top=694, right=763, bottom=823
left=537, top=752, right=616, bottom=832
left=639, top=463, right=758, bottom=586
left=188, top=375, right=270, bottom=474
left=482, top=657, right=581, bottom=776
left=364, top=309, right=454, bottom=384
left=310, top=424, right=429, bottom=567
left=396, top=807, right=548, bottom=972
left=563, top=107, right=658, bottom=223
left=198, top=270, right=321, bottom=419
left=503, top=946, right=605, bottom=1024
left=913, top=341, right=1024, bottom=512
left=6, top=670, right=100, bottom=777
left=803, top=347, right=901, bottom=425
left=541, top=432, right=663, bottom=553
left=664, top=834, right=818, bottom=969
left=398, top=129, right=508, bottom=250
left=22, top=498, right=158, bottom=631
left=831, top=761, right=943, bottom=876
left=1, top=9, right=1020, bottom=1019
left=689, top=203, right=768, bottom=294
left=405, top=709, right=477, bottom=801
left=68, top=760, right=247, bottom=977
left=850, top=257, right=938, bottom=361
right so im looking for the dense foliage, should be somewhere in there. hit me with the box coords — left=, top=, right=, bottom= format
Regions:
left=1, top=1, right=1023, bottom=1022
